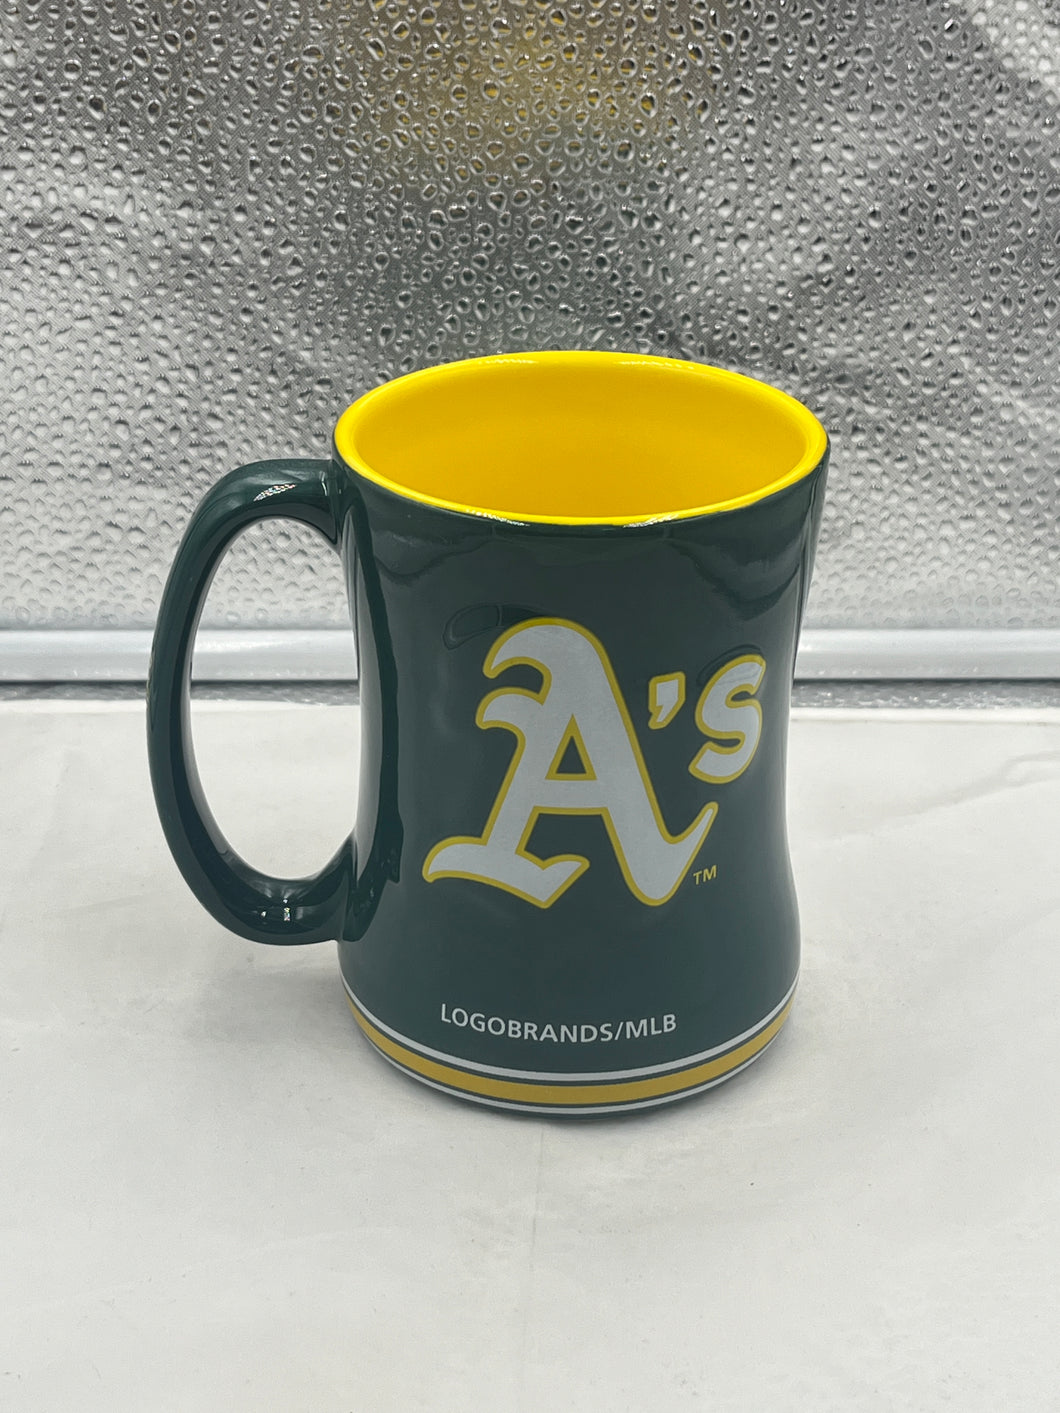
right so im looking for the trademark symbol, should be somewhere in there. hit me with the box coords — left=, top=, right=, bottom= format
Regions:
left=693, top=865, right=717, bottom=885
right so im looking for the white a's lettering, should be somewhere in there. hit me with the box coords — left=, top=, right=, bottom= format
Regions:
left=423, top=619, right=717, bottom=908
left=689, top=655, right=766, bottom=784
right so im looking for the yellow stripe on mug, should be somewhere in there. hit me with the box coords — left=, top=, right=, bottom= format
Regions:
left=346, top=992, right=795, bottom=1108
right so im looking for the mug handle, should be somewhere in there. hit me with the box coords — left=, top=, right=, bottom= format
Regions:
left=146, top=458, right=355, bottom=944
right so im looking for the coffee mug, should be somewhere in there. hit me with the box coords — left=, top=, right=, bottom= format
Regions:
left=148, top=351, right=828, bottom=1114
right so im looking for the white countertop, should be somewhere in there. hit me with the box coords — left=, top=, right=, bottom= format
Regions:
left=2, top=701, right=1058, bottom=1411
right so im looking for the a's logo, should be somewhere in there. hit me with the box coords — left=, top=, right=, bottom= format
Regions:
left=423, top=619, right=764, bottom=908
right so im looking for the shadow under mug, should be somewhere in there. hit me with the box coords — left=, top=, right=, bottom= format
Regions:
left=147, top=350, right=828, bottom=1115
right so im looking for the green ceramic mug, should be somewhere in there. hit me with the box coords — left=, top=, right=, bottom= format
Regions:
left=147, top=351, right=828, bottom=1114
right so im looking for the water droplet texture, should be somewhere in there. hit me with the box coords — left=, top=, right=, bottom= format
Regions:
left=1, top=0, right=1057, bottom=630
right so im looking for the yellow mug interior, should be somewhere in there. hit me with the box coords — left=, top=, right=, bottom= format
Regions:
left=333, top=351, right=826, bottom=526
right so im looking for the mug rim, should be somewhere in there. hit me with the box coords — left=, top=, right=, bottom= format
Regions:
left=332, top=350, right=828, bottom=527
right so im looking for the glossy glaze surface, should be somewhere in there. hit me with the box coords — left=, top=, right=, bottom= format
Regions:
left=147, top=460, right=355, bottom=945
left=336, top=453, right=827, bottom=1110
left=333, top=350, right=827, bottom=523
left=147, top=364, right=827, bottom=1113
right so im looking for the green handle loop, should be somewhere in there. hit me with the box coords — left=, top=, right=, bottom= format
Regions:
left=146, top=459, right=355, bottom=944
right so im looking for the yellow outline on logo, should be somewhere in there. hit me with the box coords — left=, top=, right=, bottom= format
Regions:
left=688, top=654, right=767, bottom=784
left=545, top=714, right=597, bottom=780
left=422, top=618, right=718, bottom=909
left=647, top=671, right=686, bottom=729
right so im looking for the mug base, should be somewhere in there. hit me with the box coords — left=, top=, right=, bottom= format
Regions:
left=344, top=980, right=796, bottom=1116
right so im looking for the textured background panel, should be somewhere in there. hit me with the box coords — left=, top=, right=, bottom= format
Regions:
left=1, top=0, right=1057, bottom=631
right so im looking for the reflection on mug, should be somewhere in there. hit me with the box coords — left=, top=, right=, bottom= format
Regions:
left=443, top=602, right=541, bottom=650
